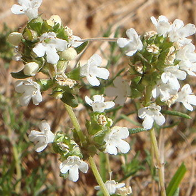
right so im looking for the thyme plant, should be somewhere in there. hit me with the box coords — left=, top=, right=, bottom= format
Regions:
left=9, top=0, right=196, bottom=195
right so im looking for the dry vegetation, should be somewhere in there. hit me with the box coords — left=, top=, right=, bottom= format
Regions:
left=1, top=0, right=196, bottom=196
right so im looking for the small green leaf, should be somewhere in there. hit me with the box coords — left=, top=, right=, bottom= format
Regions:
left=37, top=79, right=54, bottom=91
left=67, top=67, right=81, bottom=80
left=166, top=163, right=187, bottom=196
left=11, top=70, right=30, bottom=79
left=129, top=128, right=147, bottom=134
left=161, top=110, right=192, bottom=119
left=61, top=92, right=78, bottom=107
left=75, top=41, right=88, bottom=54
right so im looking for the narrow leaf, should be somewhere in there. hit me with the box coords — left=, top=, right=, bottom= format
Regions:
left=129, top=128, right=147, bottom=134
left=161, top=110, right=191, bottom=119
left=166, top=163, right=187, bottom=196
left=11, top=70, right=30, bottom=79
left=75, top=41, right=88, bottom=54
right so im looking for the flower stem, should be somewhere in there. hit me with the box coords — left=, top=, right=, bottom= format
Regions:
left=64, top=103, right=85, bottom=143
left=150, top=128, right=166, bottom=196
left=89, top=156, right=110, bottom=196
left=64, top=104, right=110, bottom=196
left=78, top=37, right=118, bottom=42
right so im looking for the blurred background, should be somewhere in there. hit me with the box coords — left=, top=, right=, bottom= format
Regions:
left=1, top=0, right=196, bottom=195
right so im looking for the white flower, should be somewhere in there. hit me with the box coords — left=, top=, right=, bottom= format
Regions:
left=11, top=0, right=42, bottom=21
left=138, top=103, right=165, bottom=130
left=29, top=120, right=55, bottom=152
left=60, top=156, right=88, bottom=182
left=80, top=54, right=109, bottom=86
left=105, top=76, right=130, bottom=105
left=104, top=126, right=130, bottom=155
left=168, top=19, right=196, bottom=45
left=152, top=80, right=177, bottom=102
left=151, top=15, right=171, bottom=37
left=117, top=28, right=143, bottom=56
left=176, top=84, right=196, bottom=111
left=14, top=79, right=42, bottom=106
left=33, top=32, right=68, bottom=64
left=23, top=62, right=39, bottom=76
left=176, top=43, right=196, bottom=76
left=95, top=180, right=125, bottom=195
left=161, top=66, right=186, bottom=91
left=85, top=95, right=115, bottom=112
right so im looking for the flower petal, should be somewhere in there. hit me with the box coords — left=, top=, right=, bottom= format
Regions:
left=69, top=165, right=79, bottom=182
left=33, top=43, right=46, bottom=57
left=11, top=4, right=25, bottom=15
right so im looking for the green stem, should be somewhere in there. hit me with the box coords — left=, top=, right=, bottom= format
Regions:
left=64, top=103, right=85, bottom=143
left=64, top=104, right=110, bottom=196
left=78, top=37, right=118, bottom=42
left=150, top=128, right=166, bottom=196
left=89, top=156, right=110, bottom=196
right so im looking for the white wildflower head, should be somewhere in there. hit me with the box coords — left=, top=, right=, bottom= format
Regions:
left=14, top=79, right=42, bottom=106
left=95, top=180, right=125, bottom=195
left=60, top=156, right=88, bottom=182
left=138, top=103, right=165, bottom=130
left=33, top=32, right=68, bottom=64
left=11, top=0, right=42, bottom=21
left=161, top=66, right=186, bottom=91
left=29, top=120, right=55, bottom=152
left=23, top=62, right=39, bottom=76
left=105, top=76, right=130, bottom=105
left=80, top=54, right=110, bottom=86
left=152, top=81, right=178, bottom=102
left=85, top=95, right=115, bottom=113
left=176, top=84, right=196, bottom=111
left=104, top=126, right=130, bottom=155
left=117, top=28, right=143, bottom=56
left=168, top=19, right=196, bottom=45
left=151, top=15, right=171, bottom=37
left=177, top=43, right=196, bottom=76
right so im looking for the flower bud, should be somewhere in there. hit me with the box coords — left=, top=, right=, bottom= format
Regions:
left=47, top=15, right=62, bottom=26
left=60, top=48, right=77, bottom=61
left=7, top=32, right=22, bottom=46
left=23, top=62, right=39, bottom=76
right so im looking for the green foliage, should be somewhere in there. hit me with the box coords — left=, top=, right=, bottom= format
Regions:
left=0, top=24, right=15, bottom=61
left=166, top=163, right=187, bottom=196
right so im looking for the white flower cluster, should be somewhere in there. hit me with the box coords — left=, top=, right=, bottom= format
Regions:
left=137, top=16, right=196, bottom=130
left=11, top=0, right=42, bottom=21
left=151, top=16, right=196, bottom=110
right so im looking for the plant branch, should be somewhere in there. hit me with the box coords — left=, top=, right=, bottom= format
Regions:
left=64, top=104, right=110, bottom=196
left=89, top=156, right=110, bottom=196
left=150, top=128, right=166, bottom=196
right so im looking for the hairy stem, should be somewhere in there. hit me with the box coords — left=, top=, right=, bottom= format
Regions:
left=150, top=128, right=166, bottom=196
left=89, top=156, right=110, bottom=196
left=64, top=104, right=110, bottom=196
left=78, top=37, right=118, bottom=42
left=64, top=103, right=85, bottom=143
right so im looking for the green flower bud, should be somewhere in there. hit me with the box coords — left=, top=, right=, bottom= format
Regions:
left=60, top=48, right=77, bottom=61
left=7, top=32, right=22, bottom=46
left=23, top=62, right=39, bottom=76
